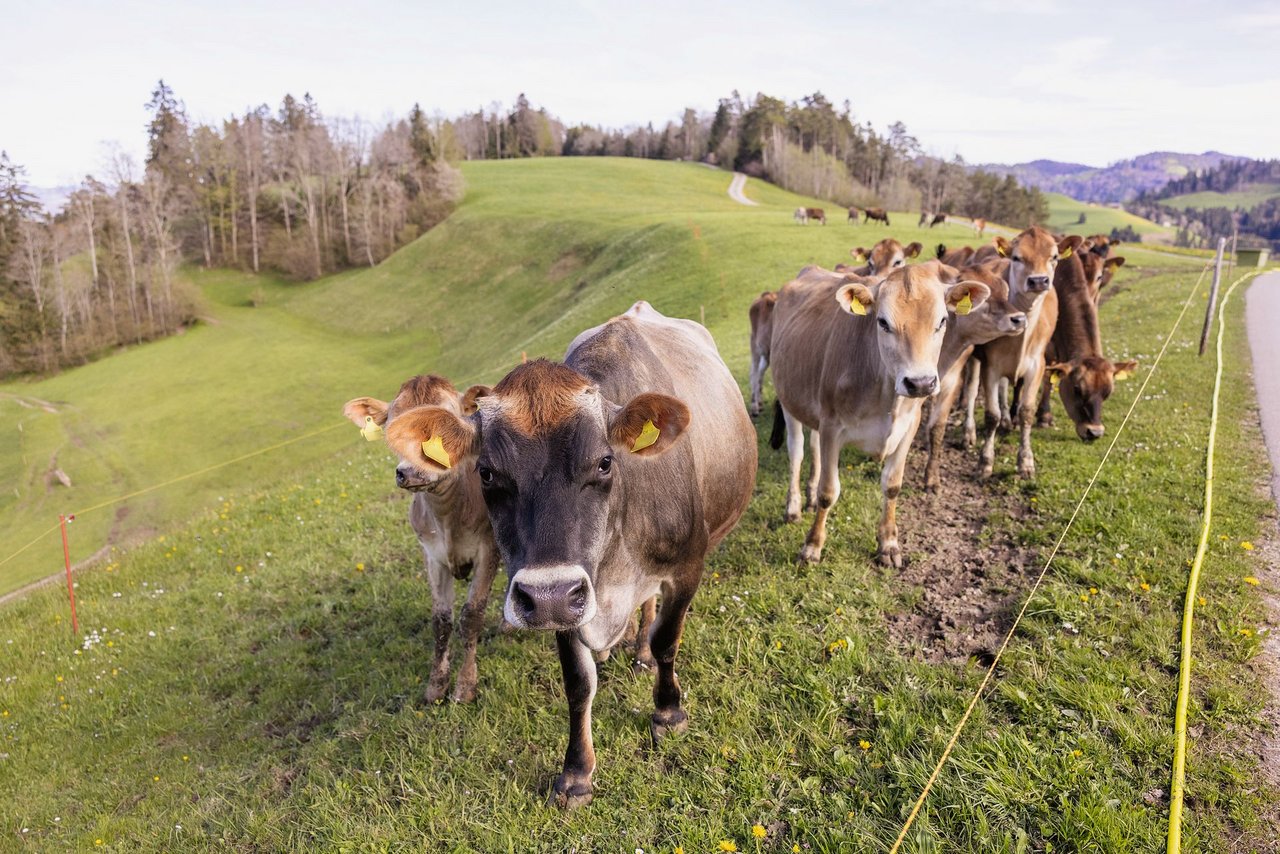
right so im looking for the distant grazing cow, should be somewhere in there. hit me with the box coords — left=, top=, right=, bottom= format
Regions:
left=936, top=243, right=976, bottom=267
left=864, top=207, right=890, bottom=225
left=960, top=228, right=1082, bottom=480
left=748, top=291, right=778, bottom=416
left=919, top=212, right=948, bottom=228
left=973, top=218, right=988, bottom=235
left=768, top=261, right=990, bottom=565
left=386, top=302, right=756, bottom=808
left=343, top=375, right=498, bottom=704
left=1035, top=248, right=1137, bottom=440
left=837, top=239, right=924, bottom=278
left=794, top=207, right=808, bottom=225
left=847, top=206, right=860, bottom=223
left=806, top=207, right=827, bottom=225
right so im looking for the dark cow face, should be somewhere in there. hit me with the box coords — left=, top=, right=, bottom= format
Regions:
left=838, top=261, right=990, bottom=397
left=385, top=360, right=690, bottom=631
left=950, top=264, right=1027, bottom=343
left=343, top=375, right=492, bottom=492
left=1047, top=357, right=1138, bottom=441
left=1081, top=253, right=1126, bottom=303
left=853, top=239, right=923, bottom=277
left=996, top=228, right=1081, bottom=306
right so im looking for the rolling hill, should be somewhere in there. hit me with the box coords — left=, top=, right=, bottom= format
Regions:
left=984, top=151, right=1245, bottom=203
left=1042, top=192, right=1173, bottom=240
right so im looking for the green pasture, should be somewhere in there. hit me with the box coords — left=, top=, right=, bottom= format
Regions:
left=1164, top=183, right=1280, bottom=211
left=1042, top=192, right=1173, bottom=241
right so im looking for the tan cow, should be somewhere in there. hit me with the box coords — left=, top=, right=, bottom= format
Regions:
left=343, top=375, right=498, bottom=704
left=837, top=239, right=924, bottom=277
left=936, top=243, right=976, bottom=267
left=768, top=261, right=990, bottom=565
left=747, top=290, right=778, bottom=416
left=973, top=217, right=988, bottom=235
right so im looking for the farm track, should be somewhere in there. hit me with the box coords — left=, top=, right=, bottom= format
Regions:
left=727, top=172, right=758, bottom=206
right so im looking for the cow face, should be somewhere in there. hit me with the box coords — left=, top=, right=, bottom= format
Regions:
left=1081, top=253, right=1126, bottom=303
left=1046, top=357, right=1138, bottom=441
left=837, top=262, right=990, bottom=397
left=996, top=228, right=1081, bottom=306
left=386, top=360, right=690, bottom=632
left=344, top=375, right=491, bottom=492
left=949, top=264, right=1027, bottom=344
left=853, top=239, right=924, bottom=277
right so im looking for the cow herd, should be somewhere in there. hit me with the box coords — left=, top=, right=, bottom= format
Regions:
left=342, top=218, right=1134, bottom=809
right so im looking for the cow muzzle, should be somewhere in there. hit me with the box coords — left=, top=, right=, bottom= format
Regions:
left=1026, top=275, right=1052, bottom=292
left=504, top=565, right=597, bottom=630
left=1078, top=423, right=1104, bottom=442
left=395, top=465, right=431, bottom=492
left=899, top=374, right=939, bottom=398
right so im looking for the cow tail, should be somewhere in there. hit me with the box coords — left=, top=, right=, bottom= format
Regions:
left=936, top=243, right=947, bottom=260
left=769, top=401, right=787, bottom=450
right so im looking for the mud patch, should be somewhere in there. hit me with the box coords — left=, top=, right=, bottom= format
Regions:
left=884, top=423, right=1035, bottom=663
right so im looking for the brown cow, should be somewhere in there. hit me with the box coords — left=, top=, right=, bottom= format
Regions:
left=838, top=239, right=923, bottom=277
left=1081, top=251, right=1126, bottom=305
left=970, top=242, right=1002, bottom=265
left=847, top=206, right=860, bottom=223
left=936, top=243, right=976, bottom=268
left=386, top=302, right=756, bottom=808
left=806, top=207, right=827, bottom=225
left=864, top=207, right=890, bottom=225
left=960, top=228, right=1082, bottom=479
left=768, top=261, right=990, bottom=565
left=343, top=376, right=499, bottom=704
left=747, top=290, right=778, bottom=416
left=973, top=218, right=988, bottom=235
left=1035, top=249, right=1137, bottom=439
left=919, top=212, right=948, bottom=228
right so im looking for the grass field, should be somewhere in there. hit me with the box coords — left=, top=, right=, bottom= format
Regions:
left=1164, top=183, right=1280, bottom=211
left=0, top=159, right=1276, bottom=851
left=1043, top=192, right=1173, bottom=241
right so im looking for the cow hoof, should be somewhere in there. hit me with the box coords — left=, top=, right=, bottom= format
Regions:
left=962, top=435, right=976, bottom=451
left=1018, top=465, right=1036, bottom=480
left=998, top=417, right=1013, bottom=433
left=878, top=545, right=902, bottom=568
left=925, top=478, right=940, bottom=494
left=633, top=654, right=656, bottom=674
left=798, top=543, right=824, bottom=564
left=550, top=776, right=594, bottom=810
left=1036, top=416, right=1053, bottom=428
left=451, top=682, right=478, bottom=704
left=651, top=709, right=689, bottom=744
left=784, top=510, right=802, bottom=524
left=425, top=677, right=450, bottom=705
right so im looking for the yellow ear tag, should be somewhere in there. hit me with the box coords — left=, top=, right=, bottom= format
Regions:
left=421, top=435, right=452, bottom=469
left=1114, top=369, right=1132, bottom=381
left=360, top=416, right=383, bottom=442
left=1061, top=245, right=1073, bottom=260
left=955, top=293, right=973, bottom=316
left=632, top=419, right=660, bottom=453
left=849, top=298, right=867, bottom=316
left=1050, top=372, right=1061, bottom=389
left=996, top=244, right=1007, bottom=257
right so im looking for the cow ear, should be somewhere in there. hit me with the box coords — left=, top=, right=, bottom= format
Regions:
left=995, top=236, right=1012, bottom=257
left=1058, top=235, right=1084, bottom=259
left=1106, top=256, right=1126, bottom=271
left=385, top=405, right=476, bottom=472
left=936, top=262, right=961, bottom=283
left=836, top=281, right=876, bottom=316
left=460, top=384, right=493, bottom=415
left=343, top=397, right=389, bottom=441
left=1112, top=360, right=1138, bottom=381
left=946, top=280, right=990, bottom=315
left=609, top=392, right=690, bottom=457
left=851, top=247, right=868, bottom=261
left=904, top=241, right=923, bottom=259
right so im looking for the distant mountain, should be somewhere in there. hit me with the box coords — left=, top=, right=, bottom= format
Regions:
left=979, top=152, right=1248, bottom=204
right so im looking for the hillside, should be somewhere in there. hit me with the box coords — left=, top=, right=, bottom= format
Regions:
left=984, top=151, right=1245, bottom=203
left=1163, top=183, right=1280, bottom=210
left=1042, top=192, right=1173, bottom=240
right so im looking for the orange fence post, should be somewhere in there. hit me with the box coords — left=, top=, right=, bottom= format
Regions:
left=59, top=514, right=78, bottom=636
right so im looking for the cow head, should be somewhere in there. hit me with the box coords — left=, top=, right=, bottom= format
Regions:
left=344, top=375, right=491, bottom=492
left=996, top=227, right=1081, bottom=306
left=1045, top=357, right=1138, bottom=441
left=837, top=261, right=990, bottom=397
left=1081, top=253, right=1126, bottom=303
left=948, top=263, right=1027, bottom=344
left=385, top=359, right=690, bottom=632
left=853, top=239, right=924, bottom=276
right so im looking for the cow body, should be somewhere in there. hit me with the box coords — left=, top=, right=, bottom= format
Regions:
left=864, top=207, right=890, bottom=225
left=936, top=243, right=975, bottom=267
left=919, top=212, right=947, bottom=228
left=386, top=302, right=756, bottom=808
left=973, top=218, right=988, bottom=235
left=806, top=207, right=827, bottom=225
left=748, top=290, right=778, bottom=416
left=847, top=206, right=860, bottom=223
left=768, top=262, right=990, bottom=565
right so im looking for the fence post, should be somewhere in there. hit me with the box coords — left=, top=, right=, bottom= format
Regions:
left=59, top=515, right=79, bottom=636
left=1199, top=238, right=1227, bottom=356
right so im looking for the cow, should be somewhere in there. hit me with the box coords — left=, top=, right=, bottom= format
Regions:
left=1081, top=251, right=1126, bottom=305
left=970, top=242, right=1002, bottom=265
left=864, top=207, right=890, bottom=225
left=806, top=207, right=828, bottom=225
left=973, top=218, right=988, bottom=235
left=767, top=261, right=990, bottom=565
left=794, top=207, right=808, bottom=225
left=1085, top=234, right=1120, bottom=257
left=936, top=243, right=976, bottom=268
left=748, top=291, right=778, bottom=417
left=920, top=261, right=1030, bottom=491
left=847, top=206, right=860, bottom=223
left=1034, top=248, right=1138, bottom=439
left=343, top=375, right=499, bottom=704
left=837, top=239, right=924, bottom=277
left=959, top=228, right=1082, bottom=480
left=385, top=302, right=756, bottom=808
left=919, top=212, right=948, bottom=228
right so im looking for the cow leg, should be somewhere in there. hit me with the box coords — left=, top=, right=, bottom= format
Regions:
left=804, top=427, right=822, bottom=511
left=633, top=596, right=657, bottom=673
left=799, top=425, right=843, bottom=563
left=979, top=367, right=1002, bottom=480
left=782, top=407, right=806, bottom=523
left=649, top=578, right=696, bottom=743
left=962, top=359, right=980, bottom=450
left=878, top=416, right=917, bottom=568
left=551, top=631, right=598, bottom=809
left=926, top=372, right=963, bottom=493
left=424, top=553, right=455, bottom=704
left=748, top=353, right=765, bottom=417
left=1017, top=362, right=1045, bottom=479
left=997, top=377, right=1013, bottom=432
left=450, top=549, right=499, bottom=703
left=1035, top=372, right=1054, bottom=427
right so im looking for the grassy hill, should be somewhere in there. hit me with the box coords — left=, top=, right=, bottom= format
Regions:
left=1163, top=182, right=1280, bottom=211
left=0, top=158, right=1276, bottom=851
left=1043, top=191, right=1173, bottom=240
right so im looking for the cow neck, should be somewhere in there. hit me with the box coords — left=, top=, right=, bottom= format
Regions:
left=420, top=468, right=486, bottom=533
left=1052, top=255, right=1104, bottom=357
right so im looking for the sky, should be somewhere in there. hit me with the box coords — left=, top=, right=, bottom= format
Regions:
left=3, top=0, right=1279, bottom=188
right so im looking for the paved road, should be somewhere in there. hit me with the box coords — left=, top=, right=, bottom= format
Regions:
left=1247, top=272, right=1280, bottom=501
left=727, top=172, right=758, bottom=206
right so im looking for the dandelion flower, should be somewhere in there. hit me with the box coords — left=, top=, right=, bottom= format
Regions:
left=1071, top=749, right=1082, bottom=758
left=1197, top=596, right=1206, bottom=606
left=1089, top=587, right=1098, bottom=595
left=153, top=775, right=160, bottom=782
left=95, top=840, right=103, bottom=847
left=356, top=563, right=365, bottom=572
left=1244, top=576, right=1260, bottom=586
left=56, top=675, right=63, bottom=682
left=753, top=824, right=767, bottom=839
left=1140, top=582, right=1150, bottom=592
left=1241, top=541, right=1255, bottom=550
left=675, top=848, right=684, bottom=854
left=719, top=842, right=738, bottom=852
left=235, top=565, right=243, bottom=573
left=793, top=846, right=801, bottom=853
left=859, top=739, right=871, bottom=751
left=1238, top=628, right=1254, bottom=637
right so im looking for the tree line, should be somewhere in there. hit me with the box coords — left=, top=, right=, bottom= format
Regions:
left=1131, top=158, right=1280, bottom=250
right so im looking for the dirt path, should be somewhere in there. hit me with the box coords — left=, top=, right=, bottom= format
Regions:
left=727, top=172, right=758, bottom=207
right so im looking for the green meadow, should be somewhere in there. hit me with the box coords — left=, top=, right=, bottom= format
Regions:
left=1163, top=183, right=1280, bottom=211
left=1042, top=191, right=1173, bottom=241
left=0, top=158, right=1276, bottom=851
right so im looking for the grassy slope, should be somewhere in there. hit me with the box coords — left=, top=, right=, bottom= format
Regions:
left=1044, top=192, right=1173, bottom=240
left=1163, top=183, right=1280, bottom=211
left=0, top=160, right=1276, bottom=852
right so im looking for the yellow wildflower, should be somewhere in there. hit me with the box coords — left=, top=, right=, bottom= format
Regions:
left=1197, top=596, right=1206, bottom=606
left=752, top=825, right=767, bottom=839
left=1140, top=582, right=1150, bottom=592
left=1244, top=576, right=1260, bottom=586
left=356, top=563, right=365, bottom=572
left=153, top=775, right=160, bottom=782
left=235, top=565, right=243, bottom=573
left=719, top=842, right=738, bottom=853
left=859, top=739, right=871, bottom=751
left=793, top=846, right=801, bottom=854
left=95, top=841, right=103, bottom=847
left=56, top=675, right=63, bottom=683
left=182, top=755, right=189, bottom=762
left=1071, top=749, right=1082, bottom=758
left=1241, top=541, right=1254, bottom=550
left=1089, top=587, right=1098, bottom=595
left=1238, top=628, right=1254, bottom=637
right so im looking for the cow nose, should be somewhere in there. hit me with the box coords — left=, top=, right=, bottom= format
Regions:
left=902, top=375, right=938, bottom=397
left=395, top=468, right=408, bottom=488
left=1081, top=425, right=1104, bottom=442
left=1027, top=275, right=1051, bottom=291
left=506, top=567, right=595, bottom=629
left=1009, top=313, right=1027, bottom=329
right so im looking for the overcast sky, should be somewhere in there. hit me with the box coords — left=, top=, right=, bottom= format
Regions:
left=4, top=0, right=1278, bottom=187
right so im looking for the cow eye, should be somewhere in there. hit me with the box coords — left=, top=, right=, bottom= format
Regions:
left=936, top=316, right=947, bottom=331
left=894, top=259, right=903, bottom=266
left=1011, top=255, right=1022, bottom=263
left=877, top=317, right=893, bottom=333
left=477, top=466, right=494, bottom=486
left=597, top=455, right=613, bottom=475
